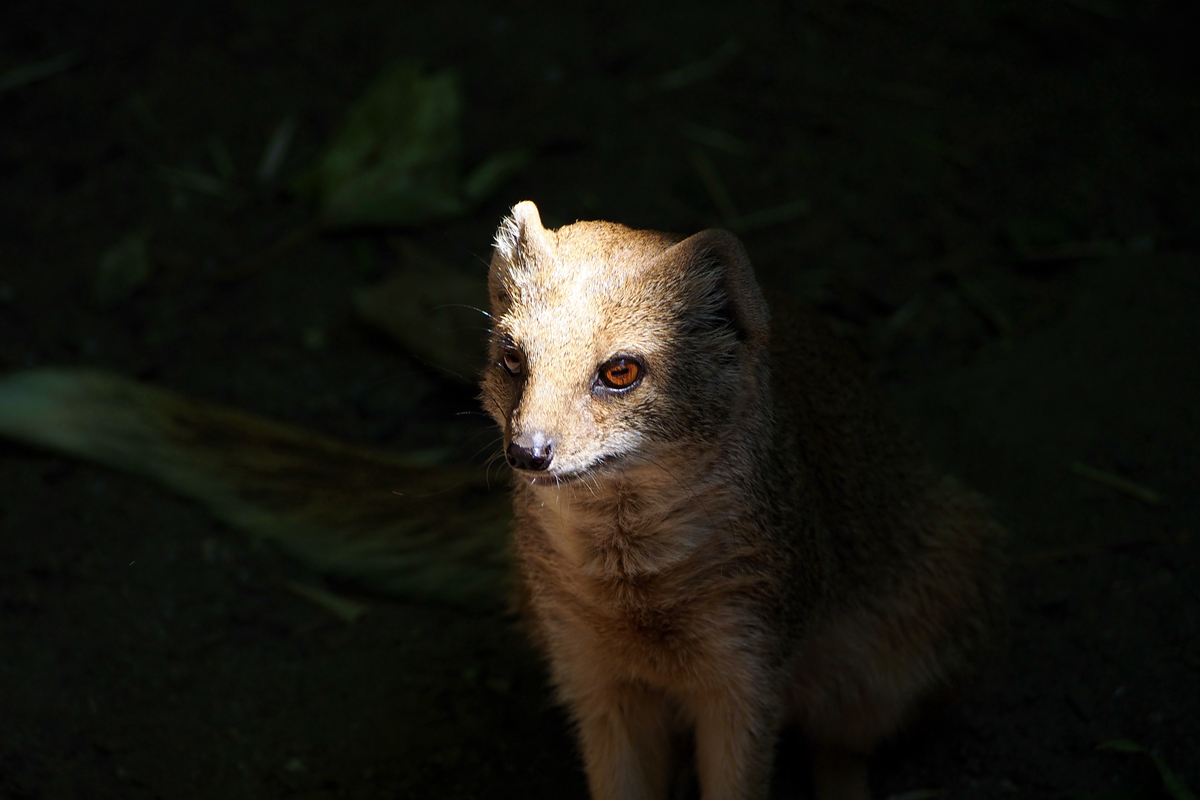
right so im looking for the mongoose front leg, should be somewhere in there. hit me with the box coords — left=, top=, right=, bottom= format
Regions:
left=574, top=683, right=674, bottom=800
left=691, top=690, right=779, bottom=800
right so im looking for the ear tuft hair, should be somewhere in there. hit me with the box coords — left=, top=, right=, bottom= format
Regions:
left=492, top=200, right=551, bottom=266
left=493, top=212, right=522, bottom=264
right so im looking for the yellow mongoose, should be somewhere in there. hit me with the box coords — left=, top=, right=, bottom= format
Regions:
left=480, top=201, right=1004, bottom=800
left=0, top=202, right=1003, bottom=800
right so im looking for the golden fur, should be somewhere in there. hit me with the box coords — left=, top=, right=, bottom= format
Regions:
left=480, top=201, right=1005, bottom=800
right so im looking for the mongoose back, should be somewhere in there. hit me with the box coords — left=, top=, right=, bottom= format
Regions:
left=479, top=201, right=1004, bottom=800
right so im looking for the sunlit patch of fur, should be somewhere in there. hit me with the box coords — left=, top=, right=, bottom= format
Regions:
left=493, top=209, right=522, bottom=265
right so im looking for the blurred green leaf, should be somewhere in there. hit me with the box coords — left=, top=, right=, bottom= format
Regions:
left=156, top=165, right=229, bottom=196
left=1099, top=740, right=1197, bottom=800
left=463, top=147, right=535, bottom=206
left=352, top=240, right=490, bottom=382
left=95, top=233, right=153, bottom=307
left=297, top=63, right=527, bottom=229
left=0, top=52, right=82, bottom=94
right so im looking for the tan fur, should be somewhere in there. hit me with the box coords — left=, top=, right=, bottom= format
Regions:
left=480, top=202, right=1005, bottom=800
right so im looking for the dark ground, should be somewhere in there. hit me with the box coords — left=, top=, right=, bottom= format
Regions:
left=1, top=1, right=1198, bottom=798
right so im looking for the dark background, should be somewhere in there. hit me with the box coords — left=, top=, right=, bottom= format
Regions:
left=1, top=1, right=1197, bottom=798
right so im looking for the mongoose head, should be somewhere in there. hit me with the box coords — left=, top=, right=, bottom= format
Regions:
left=480, top=201, right=770, bottom=489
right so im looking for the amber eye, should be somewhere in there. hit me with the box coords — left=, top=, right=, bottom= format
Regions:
left=599, top=357, right=642, bottom=390
left=501, top=340, right=522, bottom=375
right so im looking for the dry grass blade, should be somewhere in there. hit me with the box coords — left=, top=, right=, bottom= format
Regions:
left=0, top=52, right=83, bottom=93
left=654, top=38, right=743, bottom=92
left=679, top=122, right=751, bottom=157
left=156, top=165, right=229, bottom=196
left=208, top=139, right=237, bottom=182
left=731, top=200, right=811, bottom=234
left=688, top=148, right=740, bottom=225
left=1071, top=462, right=1164, bottom=505
left=258, top=115, right=297, bottom=184
left=283, top=580, right=370, bottom=623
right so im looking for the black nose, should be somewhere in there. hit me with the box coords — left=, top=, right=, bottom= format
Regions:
left=506, top=440, right=553, bottom=471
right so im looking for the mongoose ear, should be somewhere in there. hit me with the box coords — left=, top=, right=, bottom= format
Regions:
left=491, top=201, right=556, bottom=269
left=657, top=229, right=770, bottom=347
left=489, top=201, right=556, bottom=308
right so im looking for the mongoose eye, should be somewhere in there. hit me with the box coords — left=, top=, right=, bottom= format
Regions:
left=501, top=344, right=523, bottom=375
left=598, top=357, right=642, bottom=391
